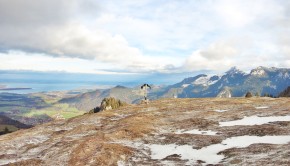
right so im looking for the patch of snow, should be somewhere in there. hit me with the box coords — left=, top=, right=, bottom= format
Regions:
left=181, top=84, right=190, bottom=88
left=147, top=135, right=290, bottom=165
left=219, top=115, right=290, bottom=127
left=54, top=127, right=73, bottom=131
left=26, top=136, right=49, bottom=144
left=22, top=135, right=49, bottom=146
left=192, top=76, right=210, bottom=86
left=175, top=129, right=217, bottom=135
left=192, top=75, right=219, bottom=86
left=278, top=72, right=289, bottom=79
left=208, top=79, right=218, bottom=85
left=251, top=69, right=266, bottom=76
left=117, top=160, right=126, bottom=166
left=0, top=157, right=32, bottom=166
left=269, top=85, right=277, bottom=89
left=218, top=84, right=223, bottom=89
left=255, top=106, right=269, bottom=109
left=160, top=160, right=177, bottom=166
left=214, top=109, right=228, bottom=112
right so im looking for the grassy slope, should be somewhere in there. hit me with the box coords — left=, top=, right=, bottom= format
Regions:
left=23, top=94, right=85, bottom=119
left=23, top=103, right=84, bottom=119
left=0, top=124, right=18, bottom=132
left=0, top=92, right=85, bottom=125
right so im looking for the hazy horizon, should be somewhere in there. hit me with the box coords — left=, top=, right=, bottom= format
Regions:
left=0, top=69, right=195, bottom=93
left=1, top=65, right=288, bottom=94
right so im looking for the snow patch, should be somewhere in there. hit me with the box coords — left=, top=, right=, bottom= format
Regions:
left=181, top=84, right=190, bottom=88
left=251, top=69, right=266, bottom=76
left=278, top=72, right=289, bottom=79
left=147, top=135, right=290, bottom=165
left=219, top=115, right=290, bottom=126
left=255, top=106, right=269, bottom=109
left=208, top=79, right=218, bottom=85
left=192, top=76, right=210, bottom=86
left=214, top=109, right=228, bottom=112
left=175, top=129, right=217, bottom=135
left=117, top=160, right=126, bottom=166
left=26, top=136, right=49, bottom=144
left=192, top=76, right=219, bottom=86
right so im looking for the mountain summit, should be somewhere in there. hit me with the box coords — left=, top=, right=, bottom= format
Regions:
left=225, top=66, right=246, bottom=76
left=250, top=66, right=268, bottom=77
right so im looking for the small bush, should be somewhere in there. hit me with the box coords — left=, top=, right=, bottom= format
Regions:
left=263, top=93, right=275, bottom=98
left=245, top=92, right=253, bottom=98
left=88, top=107, right=101, bottom=114
left=255, top=92, right=260, bottom=97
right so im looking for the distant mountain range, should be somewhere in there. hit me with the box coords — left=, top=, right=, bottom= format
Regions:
left=59, top=66, right=290, bottom=111
left=59, top=85, right=143, bottom=111
left=160, top=66, right=290, bottom=98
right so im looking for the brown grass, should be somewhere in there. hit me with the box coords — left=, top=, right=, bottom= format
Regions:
left=68, top=136, right=133, bottom=166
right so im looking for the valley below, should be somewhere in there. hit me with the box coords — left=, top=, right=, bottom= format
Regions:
left=0, top=97, right=290, bottom=165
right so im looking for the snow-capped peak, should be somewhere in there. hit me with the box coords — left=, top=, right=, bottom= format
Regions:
left=225, top=67, right=245, bottom=76
left=250, top=66, right=267, bottom=77
left=192, top=75, right=220, bottom=86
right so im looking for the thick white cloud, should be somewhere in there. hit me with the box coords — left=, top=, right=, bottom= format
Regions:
left=95, top=0, right=217, bottom=53
left=0, top=0, right=290, bottom=74
left=214, top=0, right=282, bottom=28
left=0, top=51, right=141, bottom=74
left=184, top=40, right=237, bottom=71
left=0, top=0, right=180, bottom=72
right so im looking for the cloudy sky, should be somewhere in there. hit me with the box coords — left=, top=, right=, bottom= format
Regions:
left=0, top=0, right=290, bottom=75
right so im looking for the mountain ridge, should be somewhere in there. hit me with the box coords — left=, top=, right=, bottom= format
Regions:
left=58, top=66, right=290, bottom=111
left=161, top=66, right=290, bottom=98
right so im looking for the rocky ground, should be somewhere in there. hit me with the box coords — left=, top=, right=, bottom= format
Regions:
left=0, top=97, right=290, bottom=166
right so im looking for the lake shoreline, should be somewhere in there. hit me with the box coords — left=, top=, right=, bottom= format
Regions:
left=0, top=88, right=32, bottom=91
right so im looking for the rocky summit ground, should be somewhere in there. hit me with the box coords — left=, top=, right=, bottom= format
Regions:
left=0, top=97, right=290, bottom=166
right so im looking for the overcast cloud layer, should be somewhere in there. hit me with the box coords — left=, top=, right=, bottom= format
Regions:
left=0, top=0, right=289, bottom=74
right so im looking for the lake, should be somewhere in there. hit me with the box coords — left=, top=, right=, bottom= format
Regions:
left=0, top=70, right=193, bottom=94
left=0, top=71, right=138, bottom=94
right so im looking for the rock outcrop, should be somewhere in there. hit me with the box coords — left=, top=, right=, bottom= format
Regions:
left=89, top=97, right=127, bottom=113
